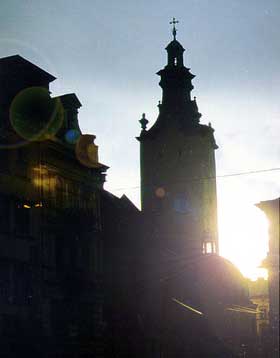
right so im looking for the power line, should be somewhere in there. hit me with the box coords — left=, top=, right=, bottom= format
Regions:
left=217, top=167, right=280, bottom=178
left=109, top=167, right=280, bottom=192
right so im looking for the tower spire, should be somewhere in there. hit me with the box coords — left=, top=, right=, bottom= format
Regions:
left=169, top=17, right=179, bottom=40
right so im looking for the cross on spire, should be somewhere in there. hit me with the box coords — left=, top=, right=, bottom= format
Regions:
left=169, top=17, right=179, bottom=40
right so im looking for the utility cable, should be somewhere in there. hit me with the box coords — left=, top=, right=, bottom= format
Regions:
left=109, top=166, right=280, bottom=192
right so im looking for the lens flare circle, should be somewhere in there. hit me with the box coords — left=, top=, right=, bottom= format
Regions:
left=65, top=129, right=80, bottom=144
left=0, top=39, right=60, bottom=149
left=10, top=87, right=63, bottom=142
left=155, top=187, right=165, bottom=198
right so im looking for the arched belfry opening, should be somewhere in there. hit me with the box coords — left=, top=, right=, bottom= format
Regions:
left=166, top=40, right=185, bottom=67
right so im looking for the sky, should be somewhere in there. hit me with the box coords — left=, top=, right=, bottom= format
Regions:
left=1, top=0, right=279, bottom=280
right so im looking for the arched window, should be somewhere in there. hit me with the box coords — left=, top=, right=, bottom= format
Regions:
left=202, top=241, right=216, bottom=255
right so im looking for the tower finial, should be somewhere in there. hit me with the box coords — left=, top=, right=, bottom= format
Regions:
left=139, top=113, right=149, bottom=130
left=169, top=17, right=179, bottom=40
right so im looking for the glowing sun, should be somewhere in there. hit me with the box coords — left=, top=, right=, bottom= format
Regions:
left=218, top=193, right=269, bottom=281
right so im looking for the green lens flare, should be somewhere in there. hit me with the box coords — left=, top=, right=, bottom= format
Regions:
left=10, top=87, right=63, bottom=141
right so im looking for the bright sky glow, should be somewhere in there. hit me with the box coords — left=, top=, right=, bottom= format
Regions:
left=217, top=179, right=270, bottom=280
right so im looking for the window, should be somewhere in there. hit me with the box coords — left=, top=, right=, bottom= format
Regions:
left=0, top=196, right=10, bottom=233
left=0, top=263, right=11, bottom=303
left=30, top=246, right=39, bottom=264
left=173, top=193, right=191, bottom=214
left=202, top=241, right=216, bottom=255
left=15, top=203, right=30, bottom=236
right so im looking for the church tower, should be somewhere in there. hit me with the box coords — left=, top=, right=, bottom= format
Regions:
left=138, top=20, right=219, bottom=257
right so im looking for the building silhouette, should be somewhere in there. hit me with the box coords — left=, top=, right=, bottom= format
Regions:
left=101, top=191, right=143, bottom=358
left=138, top=20, right=218, bottom=259
left=256, top=198, right=279, bottom=358
left=0, top=55, right=107, bottom=357
left=248, top=278, right=270, bottom=356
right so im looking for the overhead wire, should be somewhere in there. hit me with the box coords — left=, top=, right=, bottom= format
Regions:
left=109, top=166, right=280, bottom=192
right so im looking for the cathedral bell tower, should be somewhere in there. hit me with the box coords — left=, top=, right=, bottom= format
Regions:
left=137, top=20, right=219, bottom=257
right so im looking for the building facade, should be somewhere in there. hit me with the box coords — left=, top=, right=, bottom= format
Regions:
left=256, top=198, right=279, bottom=358
left=0, top=55, right=107, bottom=357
